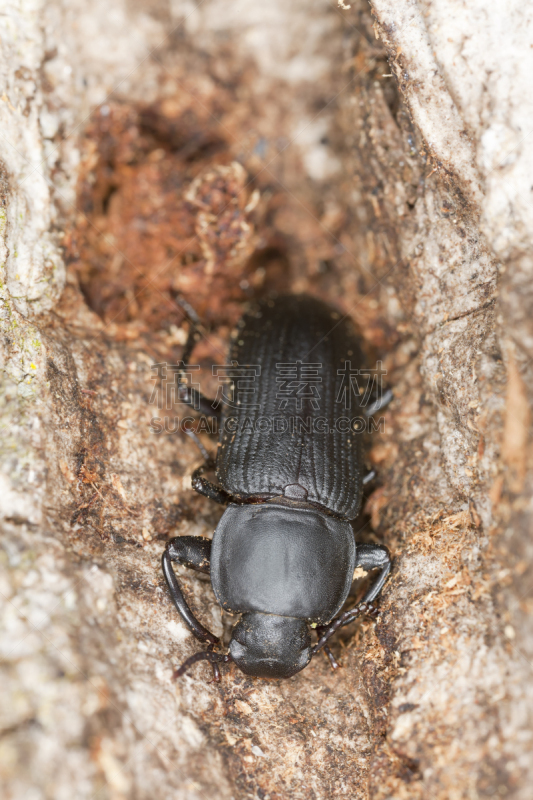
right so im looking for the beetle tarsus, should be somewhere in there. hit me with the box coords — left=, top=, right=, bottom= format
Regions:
left=208, top=662, right=222, bottom=683
left=316, top=626, right=341, bottom=670
left=173, top=647, right=232, bottom=681
left=324, top=645, right=341, bottom=670
left=311, top=601, right=379, bottom=656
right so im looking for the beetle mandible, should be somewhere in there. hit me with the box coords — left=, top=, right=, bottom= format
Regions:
left=162, top=294, right=392, bottom=681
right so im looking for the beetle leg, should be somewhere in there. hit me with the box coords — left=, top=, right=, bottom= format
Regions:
left=207, top=651, right=222, bottom=683
left=316, top=625, right=341, bottom=670
left=312, top=603, right=377, bottom=656
left=192, top=461, right=233, bottom=505
left=324, top=646, right=341, bottom=670
left=171, top=291, right=221, bottom=420
left=355, top=543, right=391, bottom=604
left=185, top=429, right=212, bottom=463
left=165, top=536, right=212, bottom=574
left=173, top=647, right=232, bottom=681
left=364, top=387, right=393, bottom=418
left=178, top=384, right=221, bottom=420
left=362, top=468, right=376, bottom=486
left=162, top=545, right=219, bottom=645
left=311, top=545, right=391, bottom=659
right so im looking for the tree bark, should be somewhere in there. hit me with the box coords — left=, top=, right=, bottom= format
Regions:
left=1, top=2, right=532, bottom=799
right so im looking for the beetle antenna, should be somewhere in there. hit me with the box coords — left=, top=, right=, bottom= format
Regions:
left=169, top=289, right=203, bottom=330
left=311, top=601, right=378, bottom=657
left=173, top=648, right=232, bottom=682
left=185, top=428, right=212, bottom=463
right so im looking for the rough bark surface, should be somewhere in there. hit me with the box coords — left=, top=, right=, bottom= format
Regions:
left=1, top=2, right=532, bottom=799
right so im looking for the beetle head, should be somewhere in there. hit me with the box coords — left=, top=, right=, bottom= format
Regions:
left=229, top=612, right=311, bottom=678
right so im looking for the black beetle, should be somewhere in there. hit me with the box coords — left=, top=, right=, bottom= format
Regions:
left=162, top=294, right=392, bottom=681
